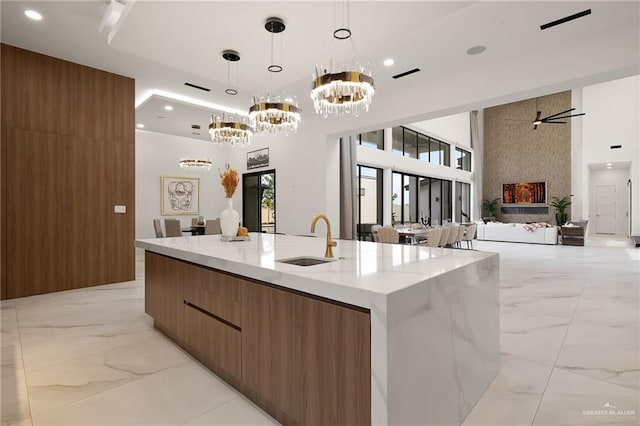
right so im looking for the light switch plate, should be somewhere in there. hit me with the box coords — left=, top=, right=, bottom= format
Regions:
left=114, top=205, right=126, bottom=213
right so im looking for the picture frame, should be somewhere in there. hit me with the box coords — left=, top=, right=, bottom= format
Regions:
left=502, top=181, right=546, bottom=204
left=247, top=148, right=269, bottom=170
left=161, top=176, right=200, bottom=215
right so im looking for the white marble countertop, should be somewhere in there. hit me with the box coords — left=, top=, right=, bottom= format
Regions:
left=135, top=233, right=496, bottom=309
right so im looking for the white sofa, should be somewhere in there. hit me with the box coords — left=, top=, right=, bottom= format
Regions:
left=476, top=222, right=558, bottom=245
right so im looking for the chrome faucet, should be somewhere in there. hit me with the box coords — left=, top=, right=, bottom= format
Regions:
left=310, top=214, right=337, bottom=258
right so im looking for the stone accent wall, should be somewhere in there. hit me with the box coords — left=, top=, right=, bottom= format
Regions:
left=483, top=92, right=571, bottom=224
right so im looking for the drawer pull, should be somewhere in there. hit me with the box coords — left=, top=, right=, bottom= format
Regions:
left=184, top=301, right=242, bottom=332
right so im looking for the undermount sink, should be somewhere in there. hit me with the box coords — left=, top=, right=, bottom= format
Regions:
left=276, top=256, right=336, bottom=267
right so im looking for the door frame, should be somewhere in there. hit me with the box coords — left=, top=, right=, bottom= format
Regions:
left=242, top=169, right=276, bottom=234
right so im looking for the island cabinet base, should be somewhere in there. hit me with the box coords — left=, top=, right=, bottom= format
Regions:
left=144, top=252, right=371, bottom=426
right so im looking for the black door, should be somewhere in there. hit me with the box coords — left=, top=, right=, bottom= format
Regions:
left=242, top=170, right=276, bottom=233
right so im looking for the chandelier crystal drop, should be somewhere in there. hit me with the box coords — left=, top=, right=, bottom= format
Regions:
left=249, top=93, right=301, bottom=134
left=208, top=115, right=253, bottom=147
left=179, top=158, right=212, bottom=170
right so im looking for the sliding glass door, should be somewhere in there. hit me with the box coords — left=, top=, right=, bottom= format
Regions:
left=392, top=172, right=452, bottom=226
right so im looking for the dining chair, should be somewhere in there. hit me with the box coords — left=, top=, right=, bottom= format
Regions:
left=447, top=225, right=459, bottom=247
left=376, top=227, right=399, bottom=244
left=462, top=224, right=477, bottom=249
left=205, top=218, right=221, bottom=235
left=455, top=225, right=465, bottom=248
left=418, top=227, right=441, bottom=248
left=153, top=219, right=164, bottom=238
left=164, top=219, right=182, bottom=237
left=371, top=224, right=382, bottom=242
left=191, top=217, right=199, bottom=226
left=438, top=227, right=450, bottom=248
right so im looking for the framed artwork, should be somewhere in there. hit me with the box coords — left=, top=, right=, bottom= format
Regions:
left=502, top=181, right=546, bottom=204
left=161, top=176, right=200, bottom=215
left=247, top=148, right=269, bottom=170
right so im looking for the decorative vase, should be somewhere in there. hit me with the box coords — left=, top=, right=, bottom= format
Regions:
left=220, top=197, right=240, bottom=237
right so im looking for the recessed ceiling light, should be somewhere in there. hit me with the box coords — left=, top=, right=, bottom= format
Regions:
left=164, top=105, right=173, bottom=111
left=606, top=166, right=612, bottom=169
left=25, top=10, right=43, bottom=21
left=136, top=123, right=145, bottom=129
left=383, top=58, right=394, bottom=67
left=606, top=163, right=612, bottom=166
left=466, top=45, right=486, bottom=55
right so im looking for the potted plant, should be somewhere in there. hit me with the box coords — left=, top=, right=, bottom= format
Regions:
left=550, top=195, right=572, bottom=226
left=482, top=198, right=500, bottom=222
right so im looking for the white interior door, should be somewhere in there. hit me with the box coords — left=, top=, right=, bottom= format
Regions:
left=595, top=185, right=616, bottom=234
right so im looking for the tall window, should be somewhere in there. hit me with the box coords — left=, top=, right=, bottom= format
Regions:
left=392, top=172, right=452, bottom=225
left=455, top=182, right=471, bottom=223
left=357, top=165, right=383, bottom=240
left=358, top=130, right=384, bottom=150
left=391, top=126, right=450, bottom=166
left=455, top=147, right=472, bottom=171
left=392, top=127, right=403, bottom=156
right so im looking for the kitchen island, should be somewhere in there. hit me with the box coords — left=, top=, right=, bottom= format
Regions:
left=135, top=233, right=499, bottom=425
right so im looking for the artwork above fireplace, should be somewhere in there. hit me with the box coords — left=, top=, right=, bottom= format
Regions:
left=503, top=182, right=546, bottom=204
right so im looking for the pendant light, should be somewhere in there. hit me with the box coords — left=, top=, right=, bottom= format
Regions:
left=209, top=50, right=253, bottom=146
left=249, top=17, right=301, bottom=134
left=310, top=0, right=374, bottom=117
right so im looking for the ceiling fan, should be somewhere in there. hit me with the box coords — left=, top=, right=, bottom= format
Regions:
left=502, top=98, right=586, bottom=129
left=532, top=107, right=586, bottom=129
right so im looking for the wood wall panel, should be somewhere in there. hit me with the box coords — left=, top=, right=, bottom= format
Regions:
left=4, top=128, right=70, bottom=298
left=1, top=44, right=76, bottom=135
left=1, top=43, right=135, bottom=299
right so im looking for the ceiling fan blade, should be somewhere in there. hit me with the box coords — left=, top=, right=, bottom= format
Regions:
left=548, top=112, right=586, bottom=119
left=535, top=111, right=542, bottom=121
left=533, top=123, right=539, bottom=130
left=541, top=121, right=567, bottom=124
left=541, top=108, right=575, bottom=121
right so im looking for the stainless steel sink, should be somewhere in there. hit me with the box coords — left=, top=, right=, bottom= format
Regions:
left=276, top=256, right=336, bottom=267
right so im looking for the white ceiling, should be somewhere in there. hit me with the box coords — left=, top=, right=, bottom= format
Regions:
left=2, top=1, right=639, bottom=141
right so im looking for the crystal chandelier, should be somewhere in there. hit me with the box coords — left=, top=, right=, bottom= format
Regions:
left=311, top=1, right=374, bottom=117
left=208, top=115, right=252, bottom=147
left=179, top=158, right=212, bottom=170
left=249, top=17, right=301, bottom=134
left=249, top=93, right=301, bottom=134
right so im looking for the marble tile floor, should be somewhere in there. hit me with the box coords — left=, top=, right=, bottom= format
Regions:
left=1, top=237, right=638, bottom=426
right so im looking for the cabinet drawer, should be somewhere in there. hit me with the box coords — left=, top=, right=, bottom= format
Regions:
left=184, top=265, right=242, bottom=327
left=184, top=303, right=242, bottom=388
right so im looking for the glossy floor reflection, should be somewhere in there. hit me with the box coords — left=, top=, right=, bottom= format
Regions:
left=1, top=236, right=638, bottom=426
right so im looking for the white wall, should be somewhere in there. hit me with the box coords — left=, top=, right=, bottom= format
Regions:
left=572, top=75, right=640, bottom=235
left=135, top=130, right=227, bottom=239
left=589, top=168, right=631, bottom=235
left=408, top=113, right=471, bottom=148
left=224, top=125, right=333, bottom=237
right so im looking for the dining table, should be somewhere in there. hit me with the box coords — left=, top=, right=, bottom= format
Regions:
left=395, top=228, right=432, bottom=245
left=181, top=225, right=205, bottom=236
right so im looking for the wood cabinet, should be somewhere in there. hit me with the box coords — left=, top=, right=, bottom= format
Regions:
left=291, top=294, right=371, bottom=426
left=183, top=303, right=242, bottom=388
left=144, top=252, right=371, bottom=425
left=242, top=282, right=293, bottom=424
left=144, top=252, right=184, bottom=342
left=561, top=226, right=585, bottom=246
